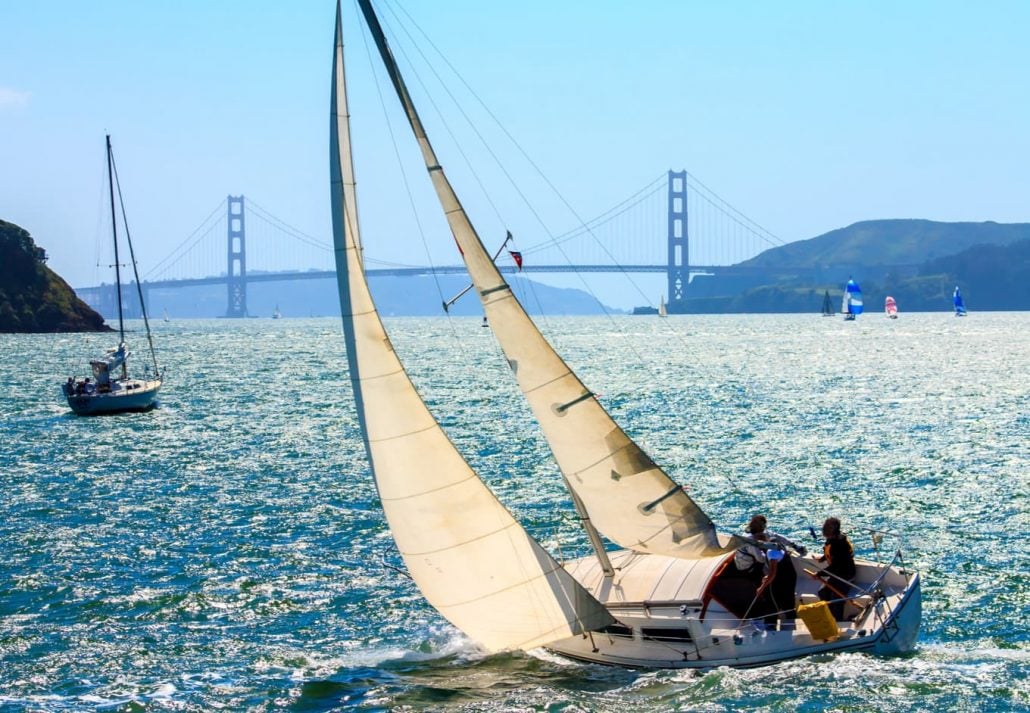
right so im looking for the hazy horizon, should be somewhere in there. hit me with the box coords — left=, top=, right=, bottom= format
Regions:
left=3, top=1, right=1029, bottom=308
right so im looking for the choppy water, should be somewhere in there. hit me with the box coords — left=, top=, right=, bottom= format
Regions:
left=1, top=312, right=1027, bottom=712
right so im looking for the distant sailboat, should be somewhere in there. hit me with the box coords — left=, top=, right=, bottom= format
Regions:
left=331, top=0, right=919, bottom=668
left=953, top=287, right=967, bottom=316
left=658, top=294, right=668, bottom=318
left=821, top=290, right=834, bottom=317
left=162, top=309, right=170, bottom=323
left=885, top=296, right=898, bottom=319
left=842, top=279, right=863, bottom=321
left=272, top=304, right=282, bottom=319
left=62, top=136, right=162, bottom=415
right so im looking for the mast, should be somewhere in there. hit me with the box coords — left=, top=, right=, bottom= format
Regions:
left=110, top=145, right=158, bottom=379
left=355, top=0, right=732, bottom=561
left=355, top=0, right=617, bottom=568
left=105, top=134, right=125, bottom=348
left=329, top=0, right=613, bottom=650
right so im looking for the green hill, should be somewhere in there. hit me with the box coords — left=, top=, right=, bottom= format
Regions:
left=740, top=219, right=1030, bottom=269
left=678, top=220, right=1030, bottom=313
left=886, top=238, right=1030, bottom=311
left=0, top=220, right=110, bottom=332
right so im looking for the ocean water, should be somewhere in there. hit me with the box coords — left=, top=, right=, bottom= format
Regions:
left=1, top=312, right=1027, bottom=712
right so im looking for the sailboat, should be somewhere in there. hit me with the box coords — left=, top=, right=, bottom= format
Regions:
left=162, top=308, right=170, bottom=323
left=62, top=136, right=161, bottom=415
left=273, top=304, right=282, bottom=319
left=821, top=290, right=834, bottom=317
left=842, top=279, right=863, bottom=321
left=332, top=0, right=919, bottom=668
left=953, top=287, right=968, bottom=316
left=658, top=294, right=668, bottom=318
left=885, top=296, right=898, bottom=319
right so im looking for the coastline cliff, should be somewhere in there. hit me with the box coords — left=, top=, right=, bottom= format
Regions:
left=0, top=219, right=110, bottom=333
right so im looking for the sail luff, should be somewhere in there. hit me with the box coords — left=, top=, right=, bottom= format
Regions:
left=330, top=0, right=613, bottom=652
left=354, top=0, right=733, bottom=558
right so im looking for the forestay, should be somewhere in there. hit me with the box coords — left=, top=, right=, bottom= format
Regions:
left=330, top=2, right=613, bottom=652
left=355, top=0, right=736, bottom=559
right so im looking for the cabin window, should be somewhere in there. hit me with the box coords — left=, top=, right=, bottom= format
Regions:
left=640, top=627, right=694, bottom=643
left=598, top=623, right=633, bottom=638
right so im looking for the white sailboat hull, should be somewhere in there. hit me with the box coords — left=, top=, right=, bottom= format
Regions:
left=545, top=550, right=920, bottom=669
left=64, top=379, right=161, bottom=415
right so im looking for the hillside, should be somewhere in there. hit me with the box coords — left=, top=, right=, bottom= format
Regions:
left=740, top=219, right=1030, bottom=269
left=891, top=238, right=1030, bottom=310
left=675, top=219, right=1030, bottom=313
left=96, top=273, right=618, bottom=319
left=0, top=220, right=110, bottom=332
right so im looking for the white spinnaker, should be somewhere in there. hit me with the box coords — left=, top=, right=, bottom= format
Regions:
left=355, top=0, right=737, bottom=558
left=329, top=2, right=613, bottom=652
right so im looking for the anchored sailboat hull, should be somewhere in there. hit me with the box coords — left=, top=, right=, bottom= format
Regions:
left=544, top=550, right=920, bottom=669
left=64, top=379, right=161, bottom=415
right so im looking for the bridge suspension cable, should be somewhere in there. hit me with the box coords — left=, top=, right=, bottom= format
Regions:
left=245, top=199, right=332, bottom=252
left=145, top=200, right=224, bottom=281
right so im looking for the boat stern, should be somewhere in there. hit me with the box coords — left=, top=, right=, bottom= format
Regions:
left=872, top=571, right=921, bottom=656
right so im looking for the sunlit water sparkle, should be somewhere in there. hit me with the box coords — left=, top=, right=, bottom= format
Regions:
left=1, top=313, right=1027, bottom=711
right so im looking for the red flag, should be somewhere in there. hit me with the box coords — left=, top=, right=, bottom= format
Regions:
left=509, top=250, right=523, bottom=270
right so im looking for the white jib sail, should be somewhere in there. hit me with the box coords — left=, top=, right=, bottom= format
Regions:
left=330, top=2, right=613, bottom=652
left=355, top=0, right=735, bottom=559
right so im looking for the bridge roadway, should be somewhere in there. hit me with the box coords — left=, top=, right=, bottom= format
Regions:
left=77, top=263, right=782, bottom=295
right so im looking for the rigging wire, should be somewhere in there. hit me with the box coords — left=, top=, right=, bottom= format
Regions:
left=353, top=2, right=795, bottom=536
left=387, top=3, right=659, bottom=301
left=381, top=0, right=626, bottom=346
left=353, top=0, right=461, bottom=343
left=91, top=159, right=108, bottom=287
left=110, top=145, right=160, bottom=377
left=376, top=0, right=556, bottom=326
left=382, top=1, right=663, bottom=367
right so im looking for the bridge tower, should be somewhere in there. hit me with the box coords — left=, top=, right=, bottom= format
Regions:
left=666, top=170, right=689, bottom=313
left=225, top=195, right=247, bottom=318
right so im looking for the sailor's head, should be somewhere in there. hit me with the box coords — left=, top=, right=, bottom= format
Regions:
left=747, top=515, right=767, bottom=536
left=822, top=517, right=842, bottom=538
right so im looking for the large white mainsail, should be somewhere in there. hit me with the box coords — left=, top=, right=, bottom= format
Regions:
left=330, top=1, right=613, bottom=651
left=354, top=0, right=737, bottom=559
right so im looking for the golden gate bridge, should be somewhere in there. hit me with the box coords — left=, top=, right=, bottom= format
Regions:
left=77, top=170, right=811, bottom=317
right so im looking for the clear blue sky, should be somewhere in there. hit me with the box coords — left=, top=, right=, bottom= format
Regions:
left=3, top=1, right=1029, bottom=306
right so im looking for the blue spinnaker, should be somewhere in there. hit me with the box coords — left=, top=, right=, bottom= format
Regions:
left=954, top=287, right=967, bottom=315
left=845, top=279, right=863, bottom=315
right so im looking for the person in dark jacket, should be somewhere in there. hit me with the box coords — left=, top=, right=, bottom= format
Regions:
left=745, top=515, right=807, bottom=629
left=816, top=516, right=857, bottom=621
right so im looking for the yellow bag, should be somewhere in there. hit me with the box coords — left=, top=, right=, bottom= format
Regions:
left=797, top=600, right=840, bottom=641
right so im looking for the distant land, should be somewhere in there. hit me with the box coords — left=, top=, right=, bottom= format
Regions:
left=101, top=273, right=616, bottom=320
left=681, top=219, right=1030, bottom=313
left=0, top=220, right=109, bottom=333
left=43, top=216, right=1030, bottom=320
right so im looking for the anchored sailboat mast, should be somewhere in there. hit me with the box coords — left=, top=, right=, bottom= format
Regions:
left=105, top=135, right=126, bottom=360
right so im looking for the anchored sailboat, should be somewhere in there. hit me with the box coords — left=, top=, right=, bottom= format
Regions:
left=333, top=0, right=919, bottom=667
left=842, top=279, right=863, bottom=321
left=63, top=136, right=161, bottom=415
